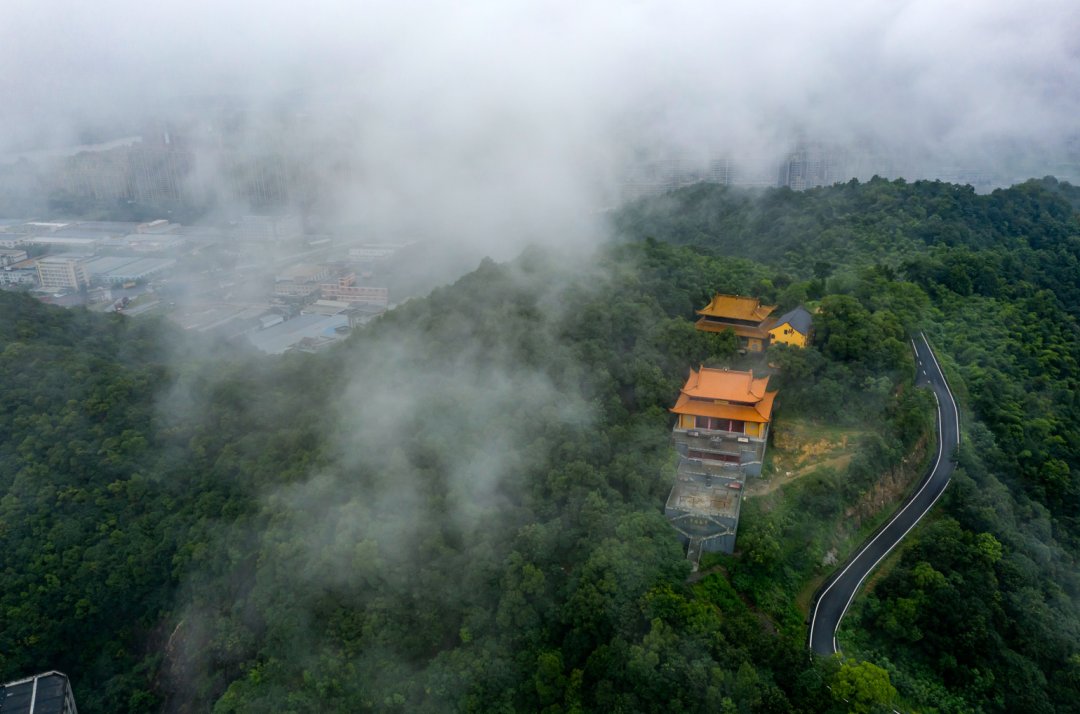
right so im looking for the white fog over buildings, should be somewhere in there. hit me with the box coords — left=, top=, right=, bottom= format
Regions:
left=0, top=110, right=346, bottom=218
left=4, top=107, right=1078, bottom=224
left=0, top=211, right=409, bottom=354
left=620, top=137, right=1080, bottom=199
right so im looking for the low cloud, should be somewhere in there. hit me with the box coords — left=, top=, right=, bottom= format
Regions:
left=3, top=1, right=1078, bottom=257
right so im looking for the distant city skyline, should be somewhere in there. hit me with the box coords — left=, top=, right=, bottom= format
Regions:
left=2, top=0, right=1077, bottom=257
left=5, top=115, right=1077, bottom=225
left=620, top=135, right=1080, bottom=199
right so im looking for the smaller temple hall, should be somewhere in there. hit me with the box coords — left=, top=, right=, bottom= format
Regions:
left=694, top=293, right=814, bottom=351
left=694, top=294, right=777, bottom=352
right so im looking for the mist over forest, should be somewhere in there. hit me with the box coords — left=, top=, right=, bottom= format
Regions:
left=3, top=0, right=1079, bottom=249
left=2, top=3, right=1080, bottom=714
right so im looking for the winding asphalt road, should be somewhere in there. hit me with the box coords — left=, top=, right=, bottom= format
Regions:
left=808, top=332, right=960, bottom=656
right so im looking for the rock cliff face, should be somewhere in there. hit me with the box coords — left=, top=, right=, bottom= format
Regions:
left=845, top=434, right=930, bottom=531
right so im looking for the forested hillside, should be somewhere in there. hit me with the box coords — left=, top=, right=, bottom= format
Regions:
left=619, top=176, right=1080, bottom=713
left=2, top=176, right=1079, bottom=713
left=617, top=176, right=1080, bottom=320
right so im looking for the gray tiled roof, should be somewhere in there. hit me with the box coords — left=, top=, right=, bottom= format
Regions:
left=772, top=305, right=813, bottom=335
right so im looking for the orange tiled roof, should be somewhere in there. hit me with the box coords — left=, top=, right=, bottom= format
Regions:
left=682, top=367, right=770, bottom=401
left=670, top=390, right=777, bottom=422
left=696, top=294, right=776, bottom=322
left=669, top=367, right=776, bottom=422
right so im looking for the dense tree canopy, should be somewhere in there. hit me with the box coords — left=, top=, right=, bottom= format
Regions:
left=2, top=176, right=1078, bottom=712
left=619, top=176, right=1080, bottom=713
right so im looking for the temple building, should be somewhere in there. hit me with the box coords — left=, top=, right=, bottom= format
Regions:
left=670, top=367, right=776, bottom=472
left=768, top=305, right=814, bottom=348
left=695, top=293, right=813, bottom=350
left=694, top=294, right=776, bottom=351
left=665, top=367, right=777, bottom=557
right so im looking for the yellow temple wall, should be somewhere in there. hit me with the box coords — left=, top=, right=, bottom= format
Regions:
left=768, top=324, right=808, bottom=347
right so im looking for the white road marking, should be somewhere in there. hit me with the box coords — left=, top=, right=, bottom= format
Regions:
left=831, top=389, right=951, bottom=649
left=920, top=332, right=960, bottom=446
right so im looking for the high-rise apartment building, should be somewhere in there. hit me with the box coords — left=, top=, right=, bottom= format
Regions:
left=777, top=141, right=851, bottom=190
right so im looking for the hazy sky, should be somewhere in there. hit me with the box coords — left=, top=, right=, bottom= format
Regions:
left=4, top=0, right=1076, bottom=144
left=3, top=1, right=1078, bottom=247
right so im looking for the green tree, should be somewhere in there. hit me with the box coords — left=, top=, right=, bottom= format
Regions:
left=831, top=659, right=897, bottom=713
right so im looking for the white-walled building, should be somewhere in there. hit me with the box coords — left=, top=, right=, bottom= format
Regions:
left=0, top=248, right=28, bottom=267
left=36, top=255, right=89, bottom=291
